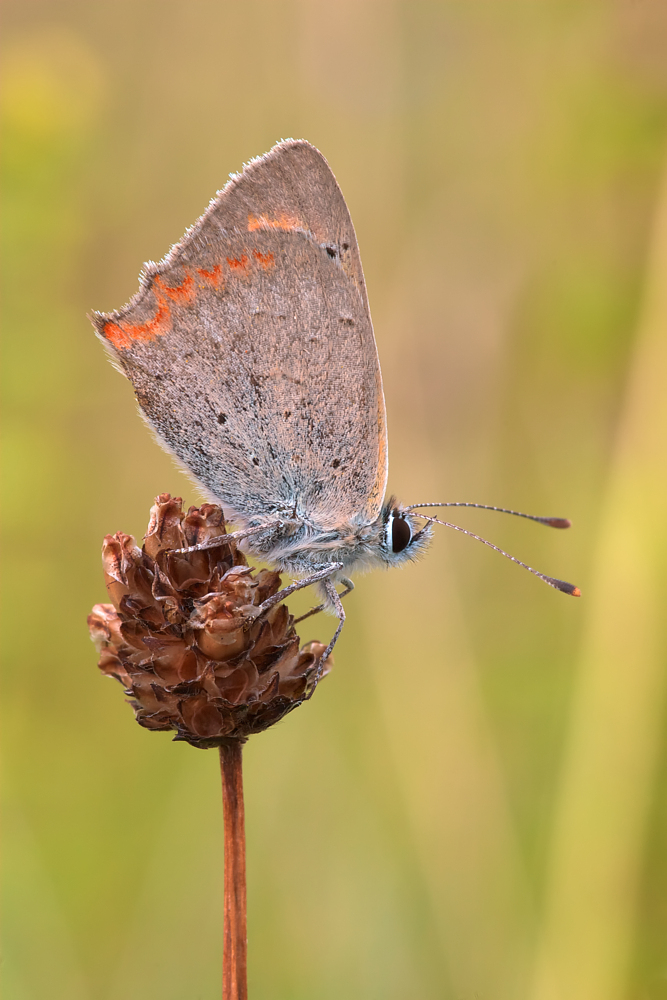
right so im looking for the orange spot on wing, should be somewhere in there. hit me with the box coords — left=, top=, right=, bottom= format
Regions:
left=252, top=249, right=275, bottom=269
left=153, top=273, right=195, bottom=304
left=196, top=264, right=223, bottom=286
left=226, top=254, right=250, bottom=276
left=247, top=213, right=302, bottom=232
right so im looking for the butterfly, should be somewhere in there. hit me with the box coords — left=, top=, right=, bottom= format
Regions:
left=91, top=140, right=578, bottom=674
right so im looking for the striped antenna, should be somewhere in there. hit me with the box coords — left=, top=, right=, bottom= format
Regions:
left=406, top=502, right=571, bottom=529
left=416, top=512, right=580, bottom=596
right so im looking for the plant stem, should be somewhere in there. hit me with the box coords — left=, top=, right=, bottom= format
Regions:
left=219, top=741, right=247, bottom=1000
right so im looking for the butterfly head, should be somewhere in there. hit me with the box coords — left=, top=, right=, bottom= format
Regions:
left=379, top=498, right=433, bottom=567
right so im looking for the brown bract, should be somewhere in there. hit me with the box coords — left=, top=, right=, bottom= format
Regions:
left=87, top=494, right=331, bottom=748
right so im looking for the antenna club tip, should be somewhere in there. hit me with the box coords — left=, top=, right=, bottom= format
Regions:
left=547, top=576, right=581, bottom=596
left=545, top=517, right=572, bottom=529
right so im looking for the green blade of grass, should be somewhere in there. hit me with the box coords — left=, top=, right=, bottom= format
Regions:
left=531, top=165, right=667, bottom=1000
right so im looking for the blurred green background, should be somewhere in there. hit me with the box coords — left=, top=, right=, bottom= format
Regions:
left=3, top=2, right=667, bottom=998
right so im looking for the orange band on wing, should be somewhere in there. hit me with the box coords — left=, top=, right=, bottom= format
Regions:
left=103, top=297, right=171, bottom=350
left=247, top=212, right=302, bottom=232
left=103, top=252, right=272, bottom=351
left=103, top=272, right=196, bottom=350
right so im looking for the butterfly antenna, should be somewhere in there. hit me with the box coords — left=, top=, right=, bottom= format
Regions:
left=406, top=502, right=571, bottom=529
left=416, top=513, right=580, bottom=596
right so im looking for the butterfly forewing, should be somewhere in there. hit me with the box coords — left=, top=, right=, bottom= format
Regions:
left=91, top=140, right=388, bottom=529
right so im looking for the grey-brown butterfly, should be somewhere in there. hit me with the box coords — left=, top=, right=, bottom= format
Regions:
left=91, top=139, right=578, bottom=675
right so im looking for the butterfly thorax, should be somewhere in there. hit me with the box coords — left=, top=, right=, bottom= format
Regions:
left=239, top=500, right=432, bottom=580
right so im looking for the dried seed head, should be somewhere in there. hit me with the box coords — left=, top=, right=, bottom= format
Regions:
left=88, top=494, right=332, bottom=748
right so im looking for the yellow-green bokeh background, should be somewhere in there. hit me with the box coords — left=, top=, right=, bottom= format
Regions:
left=4, top=2, right=667, bottom=998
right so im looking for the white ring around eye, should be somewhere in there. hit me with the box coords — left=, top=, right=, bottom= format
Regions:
left=385, top=512, right=394, bottom=549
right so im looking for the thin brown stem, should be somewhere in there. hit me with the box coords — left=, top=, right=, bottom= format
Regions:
left=219, top=741, right=247, bottom=1000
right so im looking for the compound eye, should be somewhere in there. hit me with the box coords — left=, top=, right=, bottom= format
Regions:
left=391, top=513, right=412, bottom=553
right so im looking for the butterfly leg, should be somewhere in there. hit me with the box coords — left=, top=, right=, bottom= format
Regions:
left=320, top=576, right=346, bottom=663
left=254, top=563, right=345, bottom=619
left=302, top=577, right=347, bottom=694
left=294, top=577, right=355, bottom=624
left=255, top=567, right=346, bottom=694
left=173, top=519, right=291, bottom=555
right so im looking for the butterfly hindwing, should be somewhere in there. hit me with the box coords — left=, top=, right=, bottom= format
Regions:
left=91, top=140, right=388, bottom=528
